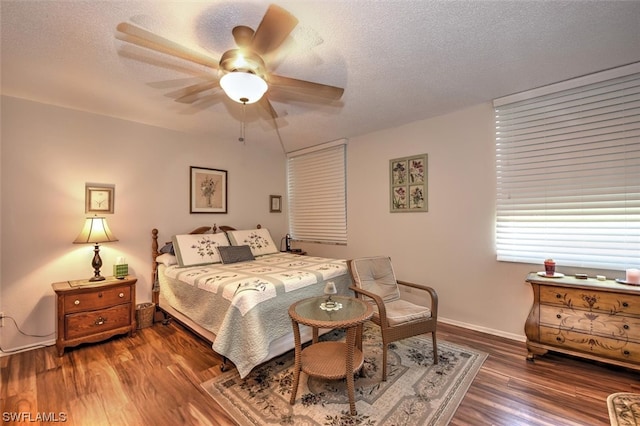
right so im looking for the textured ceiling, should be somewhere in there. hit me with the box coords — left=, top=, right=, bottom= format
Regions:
left=2, top=1, right=640, bottom=153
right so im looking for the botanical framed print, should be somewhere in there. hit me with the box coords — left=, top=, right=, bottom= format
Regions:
left=390, top=154, right=428, bottom=212
left=190, top=167, right=227, bottom=214
left=85, top=184, right=115, bottom=214
left=270, top=195, right=282, bottom=213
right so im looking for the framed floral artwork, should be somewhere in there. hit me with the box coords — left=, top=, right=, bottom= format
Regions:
left=390, top=154, right=427, bottom=212
left=190, top=166, right=227, bottom=214
left=85, top=183, right=115, bottom=214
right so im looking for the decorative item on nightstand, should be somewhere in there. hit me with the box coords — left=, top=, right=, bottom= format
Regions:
left=73, top=216, right=118, bottom=282
left=113, top=257, right=128, bottom=279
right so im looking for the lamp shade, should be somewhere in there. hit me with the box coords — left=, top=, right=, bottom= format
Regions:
left=324, top=281, right=337, bottom=295
left=73, top=217, right=118, bottom=244
left=220, top=71, right=268, bottom=104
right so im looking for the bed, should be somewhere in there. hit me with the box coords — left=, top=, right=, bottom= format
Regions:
left=151, top=225, right=352, bottom=378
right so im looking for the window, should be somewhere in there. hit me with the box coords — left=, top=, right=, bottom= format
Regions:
left=287, top=139, right=347, bottom=244
left=494, top=63, right=640, bottom=270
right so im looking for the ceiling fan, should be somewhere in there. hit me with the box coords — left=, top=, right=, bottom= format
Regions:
left=116, top=4, right=344, bottom=122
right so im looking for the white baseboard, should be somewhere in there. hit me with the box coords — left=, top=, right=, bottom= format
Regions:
left=439, top=317, right=526, bottom=343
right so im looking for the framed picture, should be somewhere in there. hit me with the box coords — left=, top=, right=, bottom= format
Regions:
left=85, top=184, right=115, bottom=214
left=270, top=195, right=282, bottom=213
left=390, top=154, right=428, bottom=212
left=190, top=167, right=227, bottom=214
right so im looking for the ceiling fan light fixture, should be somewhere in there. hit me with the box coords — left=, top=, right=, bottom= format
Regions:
left=220, top=71, right=268, bottom=104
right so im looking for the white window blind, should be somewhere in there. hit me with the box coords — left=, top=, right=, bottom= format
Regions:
left=494, top=63, right=640, bottom=271
left=287, top=140, right=347, bottom=244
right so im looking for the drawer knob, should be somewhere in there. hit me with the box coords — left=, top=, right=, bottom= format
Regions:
left=556, top=294, right=562, bottom=299
left=119, top=292, right=124, bottom=298
left=95, top=317, right=107, bottom=326
left=623, top=350, right=630, bottom=357
left=556, top=314, right=562, bottom=319
left=74, top=300, right=80, bottom=305
left=623, top=324, right=630, bottom=330
left=623, top=302, right=629, bottom=308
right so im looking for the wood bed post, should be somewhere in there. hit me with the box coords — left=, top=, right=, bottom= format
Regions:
left=152, top=228, right=159, bottom=307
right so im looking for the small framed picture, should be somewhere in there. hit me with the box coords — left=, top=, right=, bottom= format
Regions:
left=270, top=195, right=282, bottom=213
left=85, top=184, right=115, bottom=214
left=190, top=166, right=227, bottom=214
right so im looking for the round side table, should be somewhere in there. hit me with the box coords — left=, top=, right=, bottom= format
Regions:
left=288, top=295, right=373, bottom=416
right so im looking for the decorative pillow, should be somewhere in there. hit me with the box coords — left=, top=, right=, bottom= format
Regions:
left=172, top=232, right=229, bottom=267
left=156, top=253, right=178, bottom=267
left=227, top=228, right=278, bottom=257
left=217, top=245, right=255, bottom=264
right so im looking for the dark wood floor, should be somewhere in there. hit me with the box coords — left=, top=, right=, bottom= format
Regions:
left=2, top=320, right=638, bottom=425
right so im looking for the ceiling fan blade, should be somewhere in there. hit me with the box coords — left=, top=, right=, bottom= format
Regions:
left=269, top=74, right=344, bottom=100
left=116, top=22, right=219, bottom=69
left=171, top=80, right=220, bottom=103
left=258, top=97, right=279, bottom=120
left=251, top=4, right=298, bottom=55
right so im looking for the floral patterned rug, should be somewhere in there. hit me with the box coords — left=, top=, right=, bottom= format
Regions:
left=607, top=392, right=640, bottom=426
left=201, top=324, right=487, bottom=425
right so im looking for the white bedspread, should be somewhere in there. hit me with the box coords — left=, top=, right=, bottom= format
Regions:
left=159, top=252, right=352, bottom=377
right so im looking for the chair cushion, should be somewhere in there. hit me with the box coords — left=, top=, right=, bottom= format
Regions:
left=373, top=299, right=432, bottom=327
left=351, top=257, right=400, bottom=302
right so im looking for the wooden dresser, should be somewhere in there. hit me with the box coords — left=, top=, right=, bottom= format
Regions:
left=52, top=276, right=137, bottom=356
left=525, top=273, right=640, bottom=371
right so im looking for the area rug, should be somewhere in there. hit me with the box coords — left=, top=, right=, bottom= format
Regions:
left=201, top=324, right=487, bottom=425
left=607, top=392, right=640, bottom=426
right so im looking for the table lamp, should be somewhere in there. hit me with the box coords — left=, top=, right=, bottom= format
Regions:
left=73, top=216, right=118, bottom=281
left=324, top=281, right=337, bottom=308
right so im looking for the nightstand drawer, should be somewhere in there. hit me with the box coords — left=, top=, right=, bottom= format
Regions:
left=63, top=285, right=131, bottom=313
left=65, top=304, right=132, bottom=339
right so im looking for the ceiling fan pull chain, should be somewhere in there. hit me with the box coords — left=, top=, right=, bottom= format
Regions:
left=239, top=102, right=246, bottom=143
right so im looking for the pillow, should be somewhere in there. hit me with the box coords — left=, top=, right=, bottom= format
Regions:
left=159, top=242, right=175, bottom=255
left=226, top=228, right=278, bottom=257
left=217, top=245, right=255, bottom=264
left=156, top=253, right=178, bottom=267
left=172, top=232, right=229, bottom=267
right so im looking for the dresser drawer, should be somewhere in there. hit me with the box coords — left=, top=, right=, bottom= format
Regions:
left=540, top=286, right=640, bottom=316
left=539, top=305, right=640, bottom=343
left=65, top=304, right=132, bottom=339
left=540, top=325, right=640, bottom=364
left=63, top=285, right=131, bottom=313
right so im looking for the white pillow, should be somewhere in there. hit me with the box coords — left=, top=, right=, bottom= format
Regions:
left=227, top=228, right=278, bottom=257
left=156, top=253, right=178, bottom=267
left=172, top=232, right=230, bottom=267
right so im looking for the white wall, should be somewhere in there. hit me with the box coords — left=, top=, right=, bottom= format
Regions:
left=300, top=103, right=619, bottom=340
left=0, top=96, right=287, bottom=352
left=3, top=96, right=616, bottom=353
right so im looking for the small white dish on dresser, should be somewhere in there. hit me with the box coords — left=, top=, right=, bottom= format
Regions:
left=537, top=271, right=565, bottom=278
left=615, top=278, right=640, bottom=286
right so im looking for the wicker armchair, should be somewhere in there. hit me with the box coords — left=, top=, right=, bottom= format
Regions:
left=347, top=256, right=438, bottom=381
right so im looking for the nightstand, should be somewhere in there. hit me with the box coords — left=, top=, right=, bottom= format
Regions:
left=52, top=276, right=137, bottom=356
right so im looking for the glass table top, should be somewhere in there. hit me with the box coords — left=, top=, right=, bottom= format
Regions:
left=291, top=295, right=371, bottom=326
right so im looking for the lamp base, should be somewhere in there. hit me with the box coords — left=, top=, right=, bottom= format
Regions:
left=89, top=243, right=105, bottom=282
